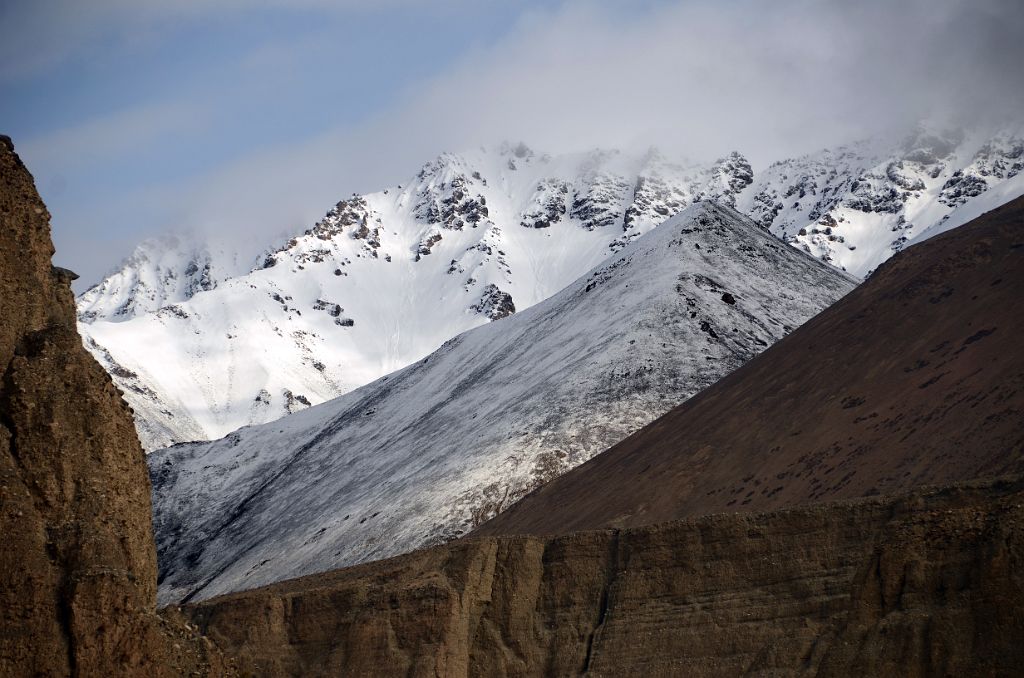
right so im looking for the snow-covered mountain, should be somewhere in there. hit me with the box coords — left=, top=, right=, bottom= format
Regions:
left=76, top=234, right=247, bottom=323
left=79, top=126, right=1024, bottom=451
left=80, top=144, right=755, bottom=450
left=150, top=202, right=855, bottom=604
left=741, top=124, right=1024, bottom=274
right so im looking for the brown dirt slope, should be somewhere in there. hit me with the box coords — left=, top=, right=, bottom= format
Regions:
left=185, top=476, right=1024, bottom=677
left=477, top=196, right=1024, bottom=537
left=0, top=136, right=233, bottom=676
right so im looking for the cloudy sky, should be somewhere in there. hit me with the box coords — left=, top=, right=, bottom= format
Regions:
left=3, top=0, right=1022, bottom=288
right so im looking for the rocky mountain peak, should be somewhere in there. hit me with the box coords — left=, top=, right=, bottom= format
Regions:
left=78, top=127, right=1024, bottom=451
left=77, top=234, right=238, bottom=323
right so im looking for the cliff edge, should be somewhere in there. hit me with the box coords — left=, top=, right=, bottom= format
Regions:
left=0, top=136, right=232, bottom=676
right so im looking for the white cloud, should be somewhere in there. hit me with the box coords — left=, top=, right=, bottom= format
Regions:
left=18, top=101, right=212, bottom=171
left=384, top=0, right=1024, bottom=162
left=150, top=0, right=1024, bottom=238
left=17, top=0, right=1024, bottom=286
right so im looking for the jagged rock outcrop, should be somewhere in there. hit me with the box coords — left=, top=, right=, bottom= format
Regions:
left=738, top=125, right=1024, bottom=275
left=79, top=127, right=1024, bottom=452
left=182, top=477, right=1024, bottom=677
left=0, top=136, right=232, bottom=676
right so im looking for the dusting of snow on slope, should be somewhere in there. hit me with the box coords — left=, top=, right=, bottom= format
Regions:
left=80, top=144, right=753, bottom=451
left=149, top=202, right=855, bottom=604
left=736, top=124, right=1024, bottom=276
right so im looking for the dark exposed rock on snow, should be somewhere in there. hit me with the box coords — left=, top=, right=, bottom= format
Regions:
left=80, top=128, right=1024, bottom=452
left=470, top=284, right=516, bottom=320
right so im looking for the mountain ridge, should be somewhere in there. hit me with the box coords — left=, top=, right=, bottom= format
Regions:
left=476, top=194, right=1024, bottom=537
left=81, top=125, right=1024, bottom=451
left=83, top=144, right=757, bottom=450
left=150, top=201, right=854, bottom=604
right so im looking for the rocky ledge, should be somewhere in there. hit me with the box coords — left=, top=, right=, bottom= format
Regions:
left=183, top=476, right=1024, bottom=677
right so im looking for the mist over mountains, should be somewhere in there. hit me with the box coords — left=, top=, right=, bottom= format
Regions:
left=77, top=123, right=1023, bottom=451
left=7, top=1, right=1021, bottom=292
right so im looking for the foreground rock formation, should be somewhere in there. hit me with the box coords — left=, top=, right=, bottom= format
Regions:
left=479, top=195, right=1024, bottom=537
left=0, top=137, right=232, bottom=676
left=183, top=477, right=1024, bottom=677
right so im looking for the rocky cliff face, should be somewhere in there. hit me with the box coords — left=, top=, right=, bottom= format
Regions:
left=0, top=137, right=231, bottom=676
left=183, top=477, right=1024, bottom=677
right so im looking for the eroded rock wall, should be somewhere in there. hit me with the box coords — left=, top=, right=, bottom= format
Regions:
left=185, top=477, right=1024, bottom=677
left=0, top=136, right=231, bottom=676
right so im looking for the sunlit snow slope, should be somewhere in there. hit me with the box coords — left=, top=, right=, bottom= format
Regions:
left=740, top=124, right=1024, bottom=273
left=150, top=202, right=855, bottom=604
left=80, top=125, right=1024, bottom=450
left=81, top=144, right=754, bottom=450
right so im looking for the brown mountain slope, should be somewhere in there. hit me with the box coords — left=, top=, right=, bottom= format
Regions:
left=0, top=137, right=232, bottom=676
left=476, top=196, right=1024, bottom=537
left=181, top=199, right=1024, bottom=677
left=185, top=476, right=1024, bottom=677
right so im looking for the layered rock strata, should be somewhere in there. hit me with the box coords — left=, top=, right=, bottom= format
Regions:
left=183, top=477, right=1024, bottom=677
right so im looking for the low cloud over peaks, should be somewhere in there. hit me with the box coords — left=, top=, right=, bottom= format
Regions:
left=5, top=0, right=1022, bottom=286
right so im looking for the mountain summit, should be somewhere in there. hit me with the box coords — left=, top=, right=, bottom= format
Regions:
left=80, top=145, right=755, bottom=450
left=79, top=127, right=1023, bottom=451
